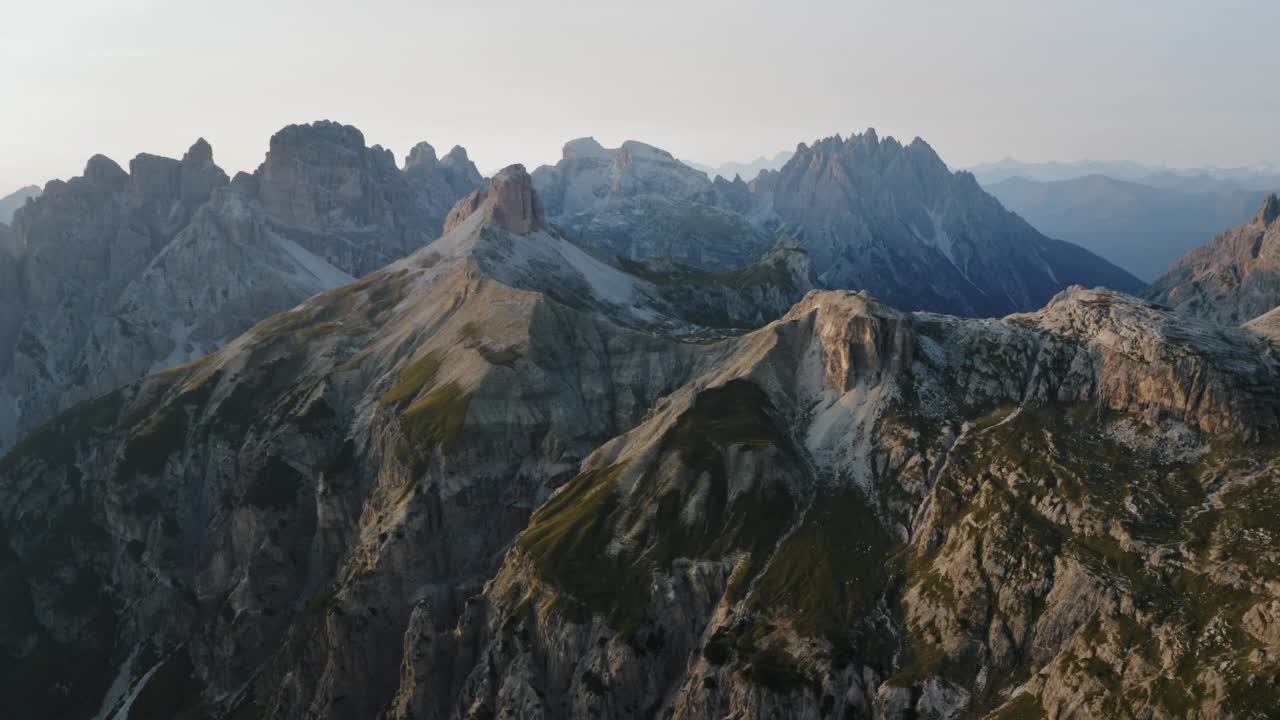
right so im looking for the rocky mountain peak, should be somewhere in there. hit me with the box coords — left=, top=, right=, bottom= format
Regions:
left=268, top=119, right=366, bottom=155
left=254, top=119, right=410, bottom=240
left=441, top=145, right=472, bottom=167
left=128, top=141, right=228, bottom=205
left=618, top=139, right=675, bottom=161
left=1258, top=192, right=1279, bottom=226
left=562, top=136, right=608, bottom=158
left=442, top=164, right=543, bottom=235
left=178, top=138, right=229, bottom=204
left=183, top=137, right=214, bottom=165
left=404, top=141, right=438, bottom=169
left=128, top=153, right=183, bottom=198
left=484, top=164, right=542, bottom=234
left=84, top=154, right=128, bottom=188
left=751, top=130, right=1141, bottom=316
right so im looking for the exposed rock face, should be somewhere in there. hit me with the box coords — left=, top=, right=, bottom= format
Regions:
left=0, top=122, right=485, bottom=455
left=532, top=138, right=775, bottom=271
left=412, top=287, right=1280, bottom=720
left=404, top=143, right=487, bottom=233
left=750, top=130, right=1145, bottom=315
left=0, top=142, right=229, bottom=451
left=0, top=175, right=752, bottom=718
left=4, top=147, right=1278, bottom=720
left=533, top=131, right=1144, bottom=318
left=485, top=165, right=543, bottom=234
left=535, top=138, right=715, bottom=217
left=251, top=121, right=472, bottom=276
left=0, top=184, right=40, bottom=224
left=1147, top=193, right=1280, bottom=324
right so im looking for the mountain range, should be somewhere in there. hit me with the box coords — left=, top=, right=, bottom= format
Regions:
left=2, top=165, right=1278, bottom=719
left=686, top=150, right=794, bottom=182
left=969, top=157, right=1280, bottom=194
left=534, top=131, right=1142, bottom=317
left=0, top=122, right=484, bottom=454
left=747, top=131, right=1142, bottom=315
left=4, top=123, right=1280, bottom=720
left=984, top=174, right=1274, bottom=281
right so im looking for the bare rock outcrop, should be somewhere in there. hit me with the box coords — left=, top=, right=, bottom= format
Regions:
left=1147, top=193, right=1280, bottom=324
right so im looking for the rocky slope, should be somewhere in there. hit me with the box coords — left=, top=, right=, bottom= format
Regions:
left=1146, top=194, right=1280, bottom=324
left=532, top=138, right=775, bottom=271
left=419, top=286, right=1280, bottom=720
left=968, top=158, right=1280, bottom=194
left=3, top=169, right=1278, bottom=719
left=1245, top=304, right=1280, bottom=343
left=750, top=130, right=1145, bottom=316
left=0, top=166, right=808, bottom=719
left=0, top=142, right=231, bottom=452
left=0, top=122, right=483, bottom=454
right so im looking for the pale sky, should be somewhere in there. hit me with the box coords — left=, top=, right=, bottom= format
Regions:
left=2, top=0, right=1278, bottom=194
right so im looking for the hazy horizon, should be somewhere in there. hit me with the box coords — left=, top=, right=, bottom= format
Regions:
left=3, top=0, right=1278, bottom=193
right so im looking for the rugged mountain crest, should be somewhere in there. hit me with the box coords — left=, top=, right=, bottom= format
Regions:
left=533, top=130, right=1143, bottom=317
left=1146, top=193, right=1280, bottom=324
left=3, top=129, right=1277, bottom=720
left=3, top=178, right=1278, bottom=720
left=442, top=166, right=543, bottom=235
left=0, top=171, right=791, bottom=718
left=750, top=129, right=1144, bottom=316
left=485, top=164, right=544, bottom=234
left=535, top=137, right=714, bottom=216
left=532, top=138, right=774, bottom=271
left=403, top=142, right=487, bottom=233
left=416, top=286, right=1279, bottom=720
left=0, top=140, right=230, bottom=451
left=0, top=122, right=484, bottom=454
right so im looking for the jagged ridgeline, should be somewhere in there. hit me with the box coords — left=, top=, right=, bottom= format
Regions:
left=0, top=124, right=1143, bottom=466
left=2, top=164, right=1278, bottom=719
left=0, top=121, right=486, bottom=457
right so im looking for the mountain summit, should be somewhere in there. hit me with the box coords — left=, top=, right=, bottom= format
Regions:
left=532, top=138, right=773, bottom=270
left=750, top=130, right=1144, bottom=315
